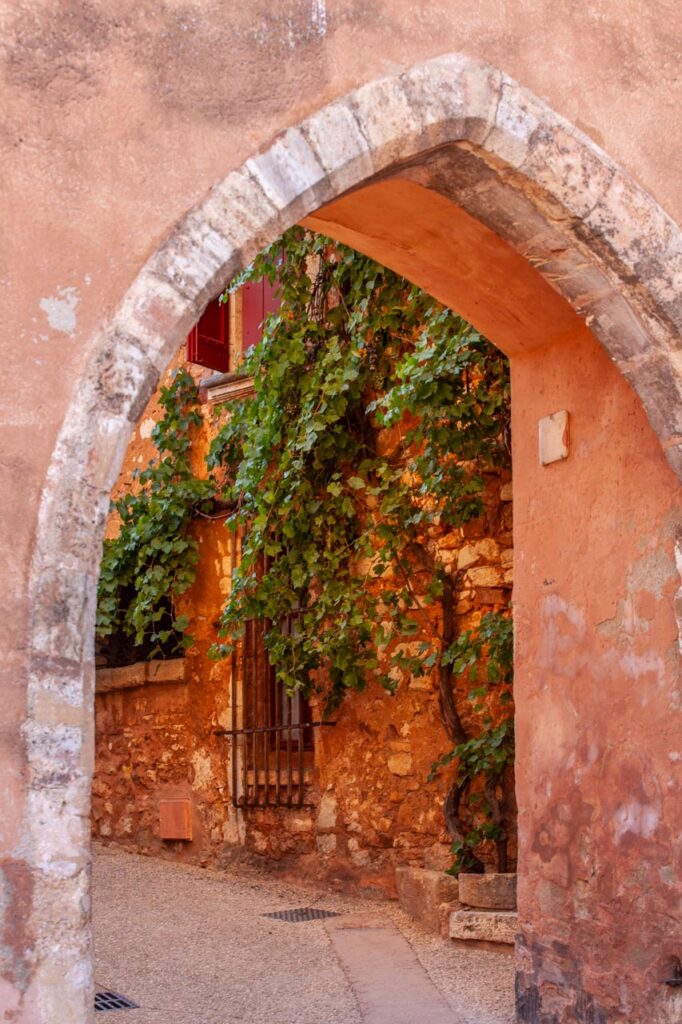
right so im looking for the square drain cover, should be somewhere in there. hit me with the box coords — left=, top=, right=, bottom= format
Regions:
left=95, top=990, right=139, bottom=1011
left=263, top=906, right=341, bottom=923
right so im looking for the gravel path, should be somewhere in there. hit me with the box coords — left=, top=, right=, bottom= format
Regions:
left=93, top=845, right=514, bottom=1024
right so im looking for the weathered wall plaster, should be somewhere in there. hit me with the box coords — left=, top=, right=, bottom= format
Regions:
left=304, top=176, right=682, bottom=1022
left=1, top=19, right=682, bottom=1021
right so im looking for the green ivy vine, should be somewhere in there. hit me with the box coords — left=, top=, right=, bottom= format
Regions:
left=209, top=228, right=514, bottom=871
left=96, top=227, right=515, bottom=872
left=96, top=369, right=216, bottom=659
left=433, top=611, right=514, bottom=873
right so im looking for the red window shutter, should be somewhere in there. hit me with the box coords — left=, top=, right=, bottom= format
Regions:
left=187, top=297, right=230, bottom=373
left=262, top=274, right=281, bottom=320
left=241, top=276, right=281, bottom=356
left=241, top=280, right=265, bottom=355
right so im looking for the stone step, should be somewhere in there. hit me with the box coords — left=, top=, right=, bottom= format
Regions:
left=458, top=871, right=517, bottom=910
left=394, top=866, right=460, bottom=935
left=449, top=909, right=518, bottom=946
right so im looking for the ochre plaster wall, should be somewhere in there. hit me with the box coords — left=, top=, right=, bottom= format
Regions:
left=93, top=351, right=514, bottom=896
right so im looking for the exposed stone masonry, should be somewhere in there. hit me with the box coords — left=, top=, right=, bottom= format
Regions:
left=93, top=352, right=514, bottom=895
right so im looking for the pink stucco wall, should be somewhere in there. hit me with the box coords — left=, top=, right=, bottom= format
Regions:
left=2, top=4, right=682, bottom=1021
left=304, top=176, right=682, bottom=1021
left=512, top=332, right=681, bottom=1022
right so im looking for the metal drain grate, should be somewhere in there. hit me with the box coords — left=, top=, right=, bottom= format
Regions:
left=95, top=990, right=139, bottom=1011
left=263, top=906, right=341, bottom=923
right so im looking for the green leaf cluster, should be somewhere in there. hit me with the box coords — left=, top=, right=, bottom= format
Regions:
left=208, top=228, right=511, bottom=715
left=96, top=369, right=216, bottom=658
left=96, top=228, right=515, bottom=873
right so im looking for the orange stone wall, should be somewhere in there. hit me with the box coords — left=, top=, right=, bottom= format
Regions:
left=93, top=348, right=514, bottom=894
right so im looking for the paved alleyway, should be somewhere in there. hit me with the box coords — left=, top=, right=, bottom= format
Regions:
left=93, top=846, right=514, bottom=1024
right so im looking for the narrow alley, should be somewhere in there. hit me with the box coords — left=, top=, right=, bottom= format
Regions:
left=93, top=846, right=515, bottom=1024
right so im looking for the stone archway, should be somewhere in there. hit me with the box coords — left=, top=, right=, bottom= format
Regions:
left=24, top=53, right=682, bottom=1022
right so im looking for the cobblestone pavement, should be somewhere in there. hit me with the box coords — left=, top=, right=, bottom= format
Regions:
left=93, top=845, right=514, bottom=1024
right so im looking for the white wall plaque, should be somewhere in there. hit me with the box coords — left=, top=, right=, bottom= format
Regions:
left=539, top=410, right=569, bottom=465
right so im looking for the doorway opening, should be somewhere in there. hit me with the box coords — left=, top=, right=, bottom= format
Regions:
left=91, top=227, right=518, bottom=1021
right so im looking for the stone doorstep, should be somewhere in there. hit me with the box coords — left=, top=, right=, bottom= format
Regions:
left=449, top=909, right=518, bottom=947
left=95, top=658, right=186, bottom=693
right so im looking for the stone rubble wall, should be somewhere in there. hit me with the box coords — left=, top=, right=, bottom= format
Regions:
left=93, top=352, right=514, bottom=894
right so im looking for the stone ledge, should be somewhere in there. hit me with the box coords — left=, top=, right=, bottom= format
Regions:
left=95, top=658, right=186, bottom=693
left=199, top=372, right=255, bottom=405
left=449, top=909, right=518, bottom=946
left=458, top=872, right=517, bottom=910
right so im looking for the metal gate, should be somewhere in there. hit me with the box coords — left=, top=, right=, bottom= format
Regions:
left=216, top=617, right=333, bottom=808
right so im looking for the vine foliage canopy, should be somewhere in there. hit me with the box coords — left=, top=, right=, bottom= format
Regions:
left=97, top=227, right=514, bottom=872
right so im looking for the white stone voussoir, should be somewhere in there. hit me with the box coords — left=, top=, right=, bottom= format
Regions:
left=246, top=127, right=328, bottom=215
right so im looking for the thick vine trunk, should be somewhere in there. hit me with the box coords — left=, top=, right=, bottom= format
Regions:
left=438, top=575, right=467, bottom=746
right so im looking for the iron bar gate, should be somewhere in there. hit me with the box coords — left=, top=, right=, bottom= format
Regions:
left=216, top=617, right=334, bottom=808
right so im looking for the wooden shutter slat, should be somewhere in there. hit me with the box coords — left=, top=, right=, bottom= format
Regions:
left=241, top=280, right=265, bottom=355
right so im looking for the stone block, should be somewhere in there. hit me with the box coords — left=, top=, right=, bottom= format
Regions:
left=400, top=53, right=501, bottom=148
left=457, top=544, right=479, bottom=570
left=449, top=909, right=518, bottom=946
left=423, top=843, right=454, bottom=872
left=317, top=791, right=337, bottom=831
left=95, top=658, right=186, bottom=693
left=303, top=100, right=374, bottom=194
left=487, top=79, right=544, bottom=168
left=472, top=539, right=500, bottom=561
left=520, top=115, right=616, bottom=219
left=114, top=272, right=199, bottom=374
left=500, top=548, right=514, bottom=568
left=288, top=815, right=314, bottom=834
left=395, top=866, right=460, bottom=934
left=467, top=565, right=505, bottom=587
left=387, top=752, right=413, bottom=777
left=316, top=833, right=337, bottom=855
left=246, top=128, right=326, bottom=212
left=352, top=77, right=421, bottom=171
left=145, top=658, right=187, bottom=686
left=458, top=872, right=517, bottom=910
left=200, top=166, right=280, bottom=256
left=439, top=902, right=454, bottom=939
